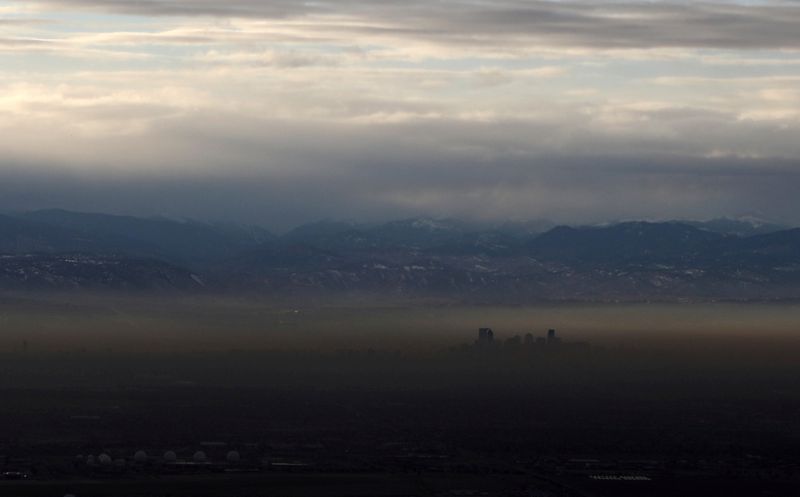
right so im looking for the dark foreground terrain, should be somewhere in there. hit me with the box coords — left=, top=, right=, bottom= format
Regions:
left=0, top=295, right=799, bottom=496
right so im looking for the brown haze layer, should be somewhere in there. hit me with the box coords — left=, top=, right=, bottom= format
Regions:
left=1, top=293, right=799, bottom=353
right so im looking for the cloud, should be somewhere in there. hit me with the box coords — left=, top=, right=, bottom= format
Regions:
left=21, top=0, right=800, bottom=50
left=0, top=1, right=799, bottom=228
left=1, top=83, right=799, bottom=228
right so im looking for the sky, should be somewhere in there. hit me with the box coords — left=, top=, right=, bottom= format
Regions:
left=1, top=0, right=799, bottom=229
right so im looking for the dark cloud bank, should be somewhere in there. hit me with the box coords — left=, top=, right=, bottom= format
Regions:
left=2, top=152, right=799, bottom=231
left=30, top=0, right=800, bottom=49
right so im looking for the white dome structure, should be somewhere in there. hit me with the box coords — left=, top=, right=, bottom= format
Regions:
left=226, top=450, right=241, bottom=463
left=193, top=451, right=207, bottom=463
left=163, top=451, right=177, bottom=462
left=134, top=450, right=148, bottom=463
left=98, top=453, right=112, bottom=466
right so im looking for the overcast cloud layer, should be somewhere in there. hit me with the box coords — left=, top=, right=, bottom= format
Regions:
left=1, top=0, right=799, bottom=228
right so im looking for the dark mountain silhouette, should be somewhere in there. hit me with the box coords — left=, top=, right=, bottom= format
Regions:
left=282, top=218, right=477, bottom=252
left=527, top=222, right=725, bottom=264
left=2, top=210, right=800, bottom=300
left=714, top=228, right=800, bottom=268
left=217, top=219, right=800, bottom=301
left=686, top=217, right=788, bottom=237
left=282, top=220, right=365, bottom=247
left=18, top=209, right=273, bottom=267
left=0, top=213, right=154, bottom=255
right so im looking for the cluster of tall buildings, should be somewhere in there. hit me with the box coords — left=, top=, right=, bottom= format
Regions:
left=475, top=327, right=562, bottom=348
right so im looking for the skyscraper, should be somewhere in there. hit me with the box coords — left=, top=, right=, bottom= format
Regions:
left=477, top=328, right=495, bottom=346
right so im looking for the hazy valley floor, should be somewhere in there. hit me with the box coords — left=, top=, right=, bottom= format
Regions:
left=0, top=294, right=798, bottom=496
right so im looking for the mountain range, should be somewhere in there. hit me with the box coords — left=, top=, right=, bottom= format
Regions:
left=0, top=209, right=798, bottom=302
